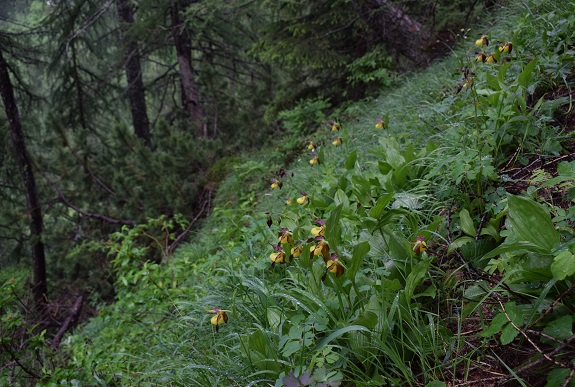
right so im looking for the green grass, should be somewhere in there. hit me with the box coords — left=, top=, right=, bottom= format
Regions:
left=17, top=0, right=575, bottom=386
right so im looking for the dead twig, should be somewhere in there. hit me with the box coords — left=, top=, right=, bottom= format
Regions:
left=530, top=282, right=575, bottom=328
left=51, top=295, right=84, bottom=349
left=167, top=192, right=210, bottom=255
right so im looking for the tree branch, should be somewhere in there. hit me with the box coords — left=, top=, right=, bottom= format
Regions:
left=59, top=192, right=135, bottom=226
left=51, top=295, right=83, bottom=349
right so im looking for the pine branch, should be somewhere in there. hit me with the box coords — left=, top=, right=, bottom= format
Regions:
left=59, top=192, right=135, bottom=226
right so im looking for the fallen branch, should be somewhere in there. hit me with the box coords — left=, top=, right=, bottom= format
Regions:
left=167, top=192, right=210, bottom=255
left=501, top=334, right=575, bottom=384
left=51, top=295, right=83, bottom=349
left=59, top=193, right=135, bottom=226
left=1, top=342, right=41, bottom=380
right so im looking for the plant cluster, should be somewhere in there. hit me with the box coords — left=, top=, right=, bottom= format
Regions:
left=3, top=0, right=575, bottom=385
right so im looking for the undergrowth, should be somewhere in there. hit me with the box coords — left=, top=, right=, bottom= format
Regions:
left=3, top=0, right=575, bottom=386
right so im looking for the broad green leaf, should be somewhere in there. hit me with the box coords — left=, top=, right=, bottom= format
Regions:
left=481, top=313, right=508, bottom=337
left=518, top=57, right=538, bottom=88
left=375, top=208, right=413, bottom=231
left=463, top=282, right=489, bottom=300
left=313, top=325, right=371, bottom=351
left=404, top=258, right=431, bottom=303
left=497, top=61, right=512, bottom=81
left=500, top=322, right=518, bottom=345
left=426, top=382, right=446, bottom=387
left=348, top=241, right=370, bottom=280
left=546, top=368, right=571, bottom=387
left=482, top=240, right=546, bottom=260
left=249, top=330, right=271, bottom=357
left=282, top=340, right=301, bottom=357
left=369, top=193, right=393, bottom=219
left=378, top=161, right=392, bottom=175
left=504, top=302, right=522, bottom=324
left=351, top=175, right=372, bottom=205
left=557, top=161, right=575, bottom=176
left=542, top=315, right=573, bottom=341
left=461, top=239, right=497, bottom=266
left=352, top=310, right=378, bottom=329
left=385, top=146, right=405, bottom=169
left=448, top=236, right=475, bottom=254
left=550, top=250, right=575, bottom=280
left=345, top=150, right=357, bottom=170
left=325, top=204, right=343, bottom=251
left=333, top=189, right=350, bottom=209
left=507, top=194, right=559, bottom=252
left=480, top=223, right=500, bottom=241
left=485, top=73, right=501, bottom=91
left=267, top=308, right=282, bottom=330
left=414, top=283, right=436, bottom=299
left=459, top=209, right=476, bottom=237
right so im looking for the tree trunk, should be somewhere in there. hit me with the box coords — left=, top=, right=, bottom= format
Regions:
left=170, top=0, right=206, bottom=137
left=370, top=0, right=427, bottom=65
left=0, top=49, right=47, bottom=308
left=116, top=0, right=152, bottom=148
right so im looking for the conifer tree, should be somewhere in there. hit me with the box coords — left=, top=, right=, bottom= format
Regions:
left=0, top=46, right=47, bottom=308
left=116, top=0, right=152, bottom=148
left=170, top=0, right=206, bottom=136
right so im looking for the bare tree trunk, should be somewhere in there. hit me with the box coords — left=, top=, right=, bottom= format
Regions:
left=116, top=0, right=152, bottom=148
left=371, top=0, right=427, bottom=65
left=170, top=0, right=206, bottom=136
left=0, top=49, right=47, bottom=308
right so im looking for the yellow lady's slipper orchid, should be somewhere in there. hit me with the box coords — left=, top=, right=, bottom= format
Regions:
left=270, top=178, right=282, bottom=189
left=486, top=53, right=497, bottom=63
left=411, top=236, right=427, bottom=256
left=375, top=119, right=384, bottom=129
left=457, top=67, right=476, bottom=94
left=278, top=228, right=294, bottom=245
left=322, top=253, right=344, bottom=281
left=476, top=53, right=486, bottom=63
left=270, top=250, right=286, bottom=264
left=331, top=121, right=340, bottom=131
left=307, top=141, right=317, bottom=150
left=291, top=246, right=302, bottom=258
left=499, top=41, right=512, bottom=54
left=285, top=198, right=292, bottom=205
left=207, top=308, right=229, bottom=332
left=311, top=225, right=325, bottom=237
left=326, top=258, right=344, bottom=276
left=332, top=137, right=342, bottom=146
left=309, top=239, right=329, bottom=261
left=310, top=156, right=320, bottom=165
left=475, top=35, right=488, bottom=47
left=297, top=195, right=309, bottom=205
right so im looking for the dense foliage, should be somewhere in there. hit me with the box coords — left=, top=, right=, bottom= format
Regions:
left=3, top=0, right=575, bottom=385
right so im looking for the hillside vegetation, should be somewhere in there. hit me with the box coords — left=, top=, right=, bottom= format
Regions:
left=3, top=0, right=575, bottom=385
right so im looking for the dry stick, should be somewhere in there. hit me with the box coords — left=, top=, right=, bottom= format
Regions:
left=496, top=297, right=563, bottom=367
left=166, top=195, right=210, bottom=255
left=496, top=296, right=571, bottom=371
left=475, top=211, right=488, bottom=240
left=543, top=153, right=574, bottom=167
left=59, top=192, right=135, bottom=226
left=0, top=343, right=41, bottom=380
left=530, top=282, right=575, bottom=328
left=500, top=334, right=575, bottom=384
left=563, top=368, right=575, bottom=387
left=454, top=375, right=503, bottom=386
left=51, top=295, right=84, bottom=349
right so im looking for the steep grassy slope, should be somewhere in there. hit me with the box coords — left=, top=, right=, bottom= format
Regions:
left=38, top=1, right=575, bottom=385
